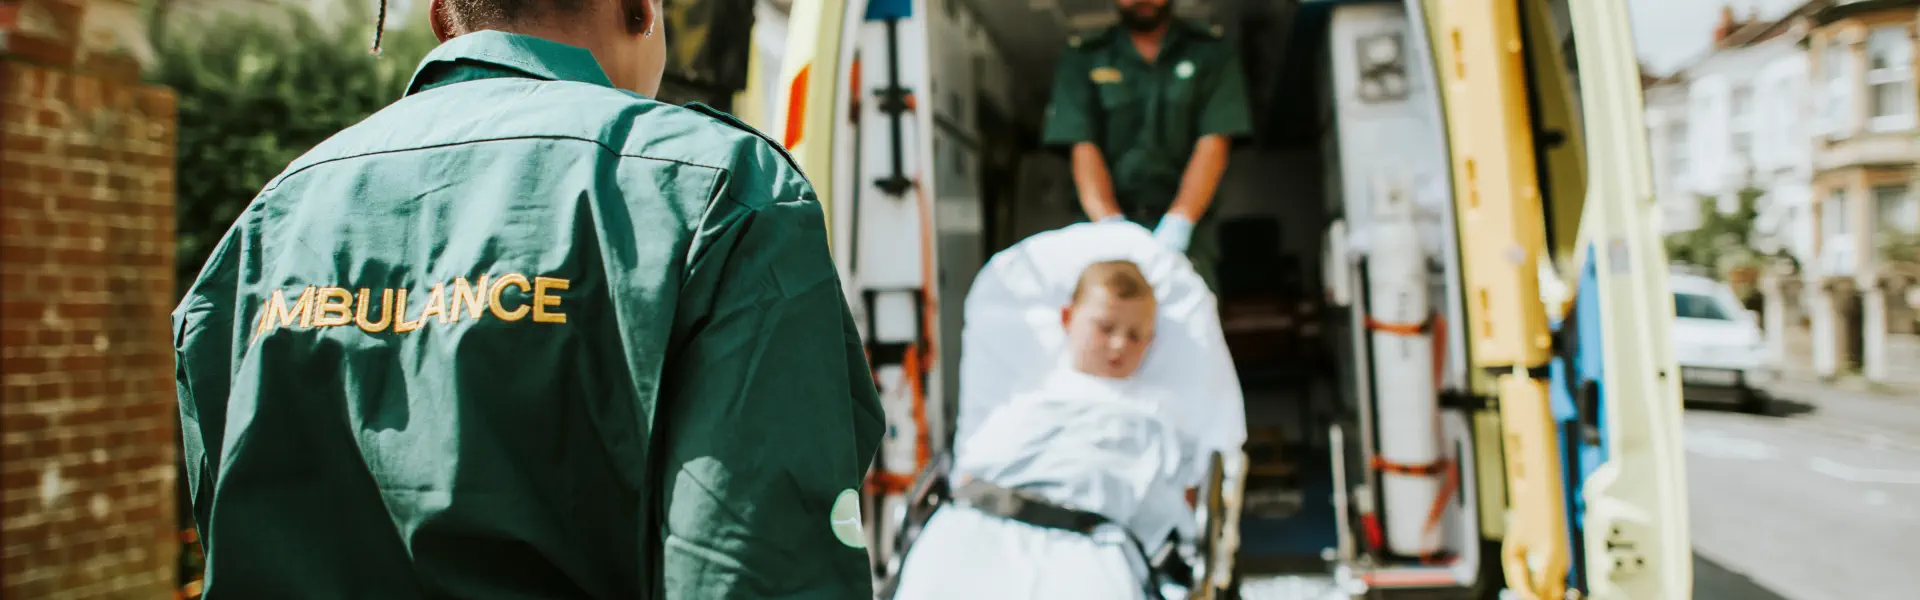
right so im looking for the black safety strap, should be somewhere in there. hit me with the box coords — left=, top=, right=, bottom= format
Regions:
left=952, top=480, right=1111, bottom=534
left=950, top=480, right=1171, bottom=599
left=876, top=478, right=1187, bottom=600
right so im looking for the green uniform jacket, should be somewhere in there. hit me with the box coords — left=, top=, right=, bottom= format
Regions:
left=1040, top=20, right=1254, bottom=216
left=171, top=31, right=884, bottom=599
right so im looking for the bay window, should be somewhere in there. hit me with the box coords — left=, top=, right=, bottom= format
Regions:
left=1731, top=84, right=1754, bottom=163
left=1822, top=189, right=1855, bottom=274
left=1866, top=25, right=1915, bottom=131
left=1671, top=120, right=1690, bottom=187
left=1876, top=184, right=1918, bottom=235
left=1822, top=43, right=1852, bottom=135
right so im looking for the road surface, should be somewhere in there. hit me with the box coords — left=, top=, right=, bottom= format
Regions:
left=1685, top=381, right=1920, bottom=600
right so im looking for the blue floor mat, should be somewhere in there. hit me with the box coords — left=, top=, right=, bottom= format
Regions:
left=1238, top=464, right=1340, bottom=559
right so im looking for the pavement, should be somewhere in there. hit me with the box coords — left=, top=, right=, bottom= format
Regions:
left=1685, top=380, right=1920, bottom=600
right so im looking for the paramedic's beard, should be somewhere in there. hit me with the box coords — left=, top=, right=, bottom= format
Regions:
left=1117, top=4, right=1170, bottom=32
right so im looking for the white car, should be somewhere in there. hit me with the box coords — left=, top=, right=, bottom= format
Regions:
left=1668, top=271, right=1774, bottom=412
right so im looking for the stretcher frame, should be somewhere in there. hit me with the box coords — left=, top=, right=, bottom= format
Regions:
left=876, top=448, right=1244, bottom=600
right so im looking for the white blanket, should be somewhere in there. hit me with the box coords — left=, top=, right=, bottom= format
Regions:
left=890, top=367, right=1201, bottom=600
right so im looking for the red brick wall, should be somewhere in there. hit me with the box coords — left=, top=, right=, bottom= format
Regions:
left=1, top=1, right=182, bottom=596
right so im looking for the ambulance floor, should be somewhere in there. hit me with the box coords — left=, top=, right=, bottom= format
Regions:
left=1236, top=451, right=1339, bottom=574
left=1236, top=382, right=1342, bottom=575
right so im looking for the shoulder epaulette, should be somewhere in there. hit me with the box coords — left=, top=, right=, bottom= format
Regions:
left=682, top=102, right=810, bottom=182
left=1175, top=19, right=1225, bottom=40
left=1068, top=27, right=1116, bottom=50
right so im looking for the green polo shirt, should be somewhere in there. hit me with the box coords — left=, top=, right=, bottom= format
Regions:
left=1041, top=20, right=1254, bottom=215
left=171, top=31, right=883, bottom=599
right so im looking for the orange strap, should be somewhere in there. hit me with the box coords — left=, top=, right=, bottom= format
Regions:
left=1423, top=460, right=1461, bottom=532
left=1368, top=455, right=1462, bottom=565
left=911, top=177, right=938, bottom=471
left=866, top=472, right=918, bottom=496
left=904, top=341, right=932, bottom=471
left=1366, top=308, right=1457, bottom=566
left=1365, top=310, right=1448, bottom=384
left=1365, top=456, right=1458, bottom=530
left=1369, top=456, right=1450, bottom=477
left=866, top=178, right=941, bottom=498
left=1417, top=458, right=1462, bottom=565
left=848, top=59, right=862, bottom=119
left=865, top=343, right=929, bottom=497
left=1364, top=314, right=1431, bottom=336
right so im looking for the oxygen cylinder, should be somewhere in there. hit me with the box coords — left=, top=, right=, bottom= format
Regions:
left=1365, top=183, right=1445, bottom=556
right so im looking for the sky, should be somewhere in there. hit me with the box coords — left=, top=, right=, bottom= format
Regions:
left=1628, top=0, right=1814, bottom=74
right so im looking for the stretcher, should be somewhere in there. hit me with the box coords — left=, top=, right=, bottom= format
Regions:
left=875, top=222, right=1250, bottom=600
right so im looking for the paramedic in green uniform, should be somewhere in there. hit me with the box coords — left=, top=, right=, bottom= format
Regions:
left=1041, top=0, right=1254, bottom=289
left=169, top=0, right=883, bottom=597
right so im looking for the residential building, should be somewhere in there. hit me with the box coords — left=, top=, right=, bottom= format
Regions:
left=1803, top=0, right=1920, bottom=384
left=1682, top=5, right=1823, bottom=266
left=1644, top=70, right=1696, bottom=233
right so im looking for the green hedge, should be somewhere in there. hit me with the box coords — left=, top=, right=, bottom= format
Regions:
left=149, top=3, right=438, bottom=296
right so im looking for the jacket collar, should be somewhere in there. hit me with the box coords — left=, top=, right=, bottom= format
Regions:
left=404, top=30, right=615, bottom=96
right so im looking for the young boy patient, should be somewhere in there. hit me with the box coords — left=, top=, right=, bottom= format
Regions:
left=890, top=260, right=1203, bottom=600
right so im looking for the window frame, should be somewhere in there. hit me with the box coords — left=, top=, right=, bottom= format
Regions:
left=1864, top=24, right=1915, bottom=132
left=1729, top=84, right=1756, bottom=165
left=1821, top=188, right=1856, bottom=274
left=1874, top=183, right=1918, bottom=235
left=1821, top=42, right=1854, bottom=136
left=1670, top=120, right=1691, bottom=189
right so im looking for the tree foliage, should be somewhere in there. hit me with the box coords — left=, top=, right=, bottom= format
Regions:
left=1663, top=186, right=1783, bottom=302
left=1880, top=230, right=1920, bottom=284
left=147, top=2, right=438, bottom=296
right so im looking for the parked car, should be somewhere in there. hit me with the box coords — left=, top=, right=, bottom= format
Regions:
left=1668, top=272, right=1774, bottom=413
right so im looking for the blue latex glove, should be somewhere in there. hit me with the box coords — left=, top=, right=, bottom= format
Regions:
left=1153, top=214, right=1195, bottom=253
left=1096, top=214, right=1129, bottom=223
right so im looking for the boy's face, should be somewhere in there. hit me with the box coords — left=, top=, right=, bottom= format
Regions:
left=1061, top=287, right=1157, bottom=379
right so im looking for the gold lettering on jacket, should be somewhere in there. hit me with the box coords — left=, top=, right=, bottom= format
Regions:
left=253, top=273, right=567, bottom=339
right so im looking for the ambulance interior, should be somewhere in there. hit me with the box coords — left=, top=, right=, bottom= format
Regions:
left=918, top=0, right=1488, bottom=580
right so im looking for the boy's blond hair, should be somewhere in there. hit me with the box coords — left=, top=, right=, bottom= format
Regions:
left=1070, top=260, right=1154, bottom=305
